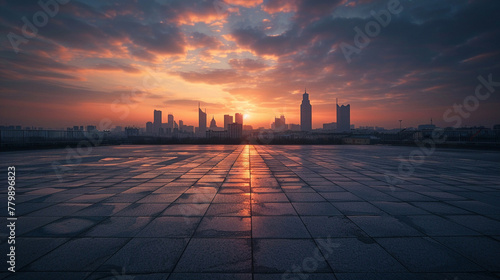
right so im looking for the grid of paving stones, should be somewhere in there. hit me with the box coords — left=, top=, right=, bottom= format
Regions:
left=1, top=145, right=499, bottom=280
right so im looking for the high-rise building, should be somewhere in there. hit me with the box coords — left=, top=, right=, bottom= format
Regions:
left=198, top=103, right=207, bottom=137
left=146, top=122, right=153, bottom=134
left=300, top=89, right=312, bottom=131
left=336, top=99, right=351, bottom=132
left=224, top=115, right=233, bottom=130
left=167, top=114, right=174, bottom=130
left=235, top=113, right=243, bottom=126
left=154, top=109, right=162, bottom=135
left=179, top=120, right=184, bottom=131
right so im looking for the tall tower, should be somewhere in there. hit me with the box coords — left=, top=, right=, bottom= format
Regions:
left=336, top=99, right=351, bottom=132
left=235, top=113, right=243, bottom=126
left=300, top=89, right=312, bottom=131
left=198, top=103, right=207, bottom=137
left=168, top=114, right=174, bottom=130
left=153, top=109, right=162, bottom=135
left=224, top=115, right=233, bottom=130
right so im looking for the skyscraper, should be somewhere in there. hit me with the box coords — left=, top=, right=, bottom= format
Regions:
left=336, top=99, right=351, bottom=132
left=300, top=89, right=312, bottom=131
left=153, top=110, right=162, bottom=135
left=224, top=115, right=233, bottom=130
left=179, top=120, right=184, bottom=132
left=168, top=114, right=174, bottom=130
left=235, top=113, right=243, bottom=126
left=198, top=103, right=207, bottom=137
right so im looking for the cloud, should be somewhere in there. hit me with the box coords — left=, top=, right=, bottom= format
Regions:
left=92, top=63, right=141, bottom=73
left=175, top=69, right=246, bottom=85
left=188, top=32, right=223, bottom=49
left=228, top=58, right=268, bottom=71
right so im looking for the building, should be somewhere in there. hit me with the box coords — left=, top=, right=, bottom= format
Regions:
left=206, top=130, right=227, bottom=139
left=210, top=116, right=217, bottom=128
left=198, top=103, right=207, bottom=137
left=125, top=127, right=139, bottom=137
left=228, top=123, right=243, bottom=139
left=224, top=115, right=234, bottom=130
left=153, top=109, right=162, bottom=135
left=323, top=122, right=337, bottom=131
left=167, top=114, right=174, bottom=130
left=274, top=115, right=286, bottom=131
left=289, top=124, right=301, bottom=131
left=300, top=89, right=312, bottom=131
left=235, top=113, right=243, bottom=125
left=418, top=119, right=436, bottom=130
left=336, top=99, right=350, bottom=132
left=146, top=122, right=153, bottom=134
left=183, top=125, right=194, bottom=134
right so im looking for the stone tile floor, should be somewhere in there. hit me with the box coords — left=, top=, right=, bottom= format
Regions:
left=0, top=145, right=499, bottom=279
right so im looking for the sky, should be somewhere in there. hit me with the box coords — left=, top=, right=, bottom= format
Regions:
left=1, top=0, right=499, bottom=130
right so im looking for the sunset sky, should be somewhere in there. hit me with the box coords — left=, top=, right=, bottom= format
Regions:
left=1, top=0, right=499, bottom=129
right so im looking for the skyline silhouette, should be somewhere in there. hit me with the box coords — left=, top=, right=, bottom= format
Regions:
left=1, top=1, right=499, bottom=130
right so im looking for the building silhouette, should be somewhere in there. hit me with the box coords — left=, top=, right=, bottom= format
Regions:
left=336, top=99, right=350, bottom=132
left=198, top=103, right=207, bottom=137
left=167, top=114, right=174, bottom=130
left=153, top=110, right=162, bottom=135
left=300, top=89, right=312, bottom=131
left=210, top=116, right=217, bottom=128
left=224, top=115, right=233, bottom=130
left=274, top=115, right=287, bottom=131
left=146, top=122, right=153, bottom=134
left=323, top=122, right=337, bottom=131
left=235, top=113, right=243, bottom=126
left=228, top=123, right=242, bottom=139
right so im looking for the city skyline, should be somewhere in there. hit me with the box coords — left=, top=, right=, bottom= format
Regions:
left=1, top=1, right=499, bottom=130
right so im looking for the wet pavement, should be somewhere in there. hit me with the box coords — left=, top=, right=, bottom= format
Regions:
left=0, top=145, right=499, bottom=279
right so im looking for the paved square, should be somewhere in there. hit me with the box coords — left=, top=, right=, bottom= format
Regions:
left=1, top=145, right=499, bottom=279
